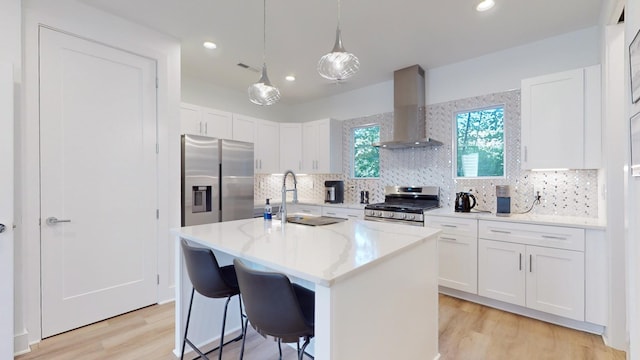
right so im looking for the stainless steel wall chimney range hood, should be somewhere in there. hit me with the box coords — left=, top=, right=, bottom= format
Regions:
left=372, top=65, right=442, bottom=149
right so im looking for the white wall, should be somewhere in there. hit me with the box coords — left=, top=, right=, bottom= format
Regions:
left=182, top=74, right=291, bottom=122
left=626, top=0, right=640, bottom=357
left=0, top=0, right=22, bottom=355
left=282, top=26, right=601, bottom=123
left=21, top=0, right=180, bottom=350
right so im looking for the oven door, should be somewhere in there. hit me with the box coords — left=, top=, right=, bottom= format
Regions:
left=363, top=215, right=424, bottom=226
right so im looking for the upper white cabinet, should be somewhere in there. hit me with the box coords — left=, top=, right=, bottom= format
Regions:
left=302, top=119, right=342, bottom=174
left=279, top=123, right=302, bottom=172
left=520, top=65, right=601, bottom=170
left=180, top=103, right=233, bottom=139
left=233, top=114, right=279, bottom=174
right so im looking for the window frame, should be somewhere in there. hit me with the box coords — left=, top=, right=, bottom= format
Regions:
left=351, top=123, right=381, bottom=179
left=452, top=104, right=506, bottom=179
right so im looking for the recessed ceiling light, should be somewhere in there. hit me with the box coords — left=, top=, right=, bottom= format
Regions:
left=476, top=0, right=495, bottom=12
left=203, top=41, right=217, bottom=50
left=285, top=75, right=296, bottom=82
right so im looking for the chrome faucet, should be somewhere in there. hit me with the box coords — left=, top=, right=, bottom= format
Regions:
left=280, top=170, right=298, bottom=223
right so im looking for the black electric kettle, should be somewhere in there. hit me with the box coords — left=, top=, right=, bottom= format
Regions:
left=455, top=192, right=477, bottom=213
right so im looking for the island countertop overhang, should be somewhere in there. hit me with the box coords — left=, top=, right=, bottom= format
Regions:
left=172, top=218, right=440, bottom=287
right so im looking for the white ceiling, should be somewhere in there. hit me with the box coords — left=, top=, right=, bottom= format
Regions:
left=78, top=0, right=604, bottom=105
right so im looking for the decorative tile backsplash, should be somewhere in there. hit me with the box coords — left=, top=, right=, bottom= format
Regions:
left=256, top=89, right=599, bottom=218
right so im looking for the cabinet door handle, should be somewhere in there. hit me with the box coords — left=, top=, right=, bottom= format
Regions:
left=326, top=212, right=336, bottom=215
left=199, top=122, right=203, bottom=134
left=347, top=214, right=359, bottom=218
left=541, top=235, right=566, bottom=240
left=524, top=146, right=528, bottom=162
left=490, top=229, right=511, bottom=234
left=442, top=224, right=458, bottom=228
left=255, top=159, right=258, bottom=169
left=302, top=209, right=311, bottom=213
left=519, top=253, right=522, bottom=271
left=529, top=254, right=533, bottom=272
left=440, top=236, right=457, bottom=241
left=259, top=159, right=262, bottom=169
left=205, top=122, right=208, bottom=134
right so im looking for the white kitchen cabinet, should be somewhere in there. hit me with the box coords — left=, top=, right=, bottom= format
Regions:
left=279, top=123, right=302, bottom=172
left=233, top=114, right=279, bottom=174
left=180, top=103, right=232, bottom=138
left=322, top=206, right=363, bottom=220
left=525, top=244, right=584, bottom=320
left=520, top=65, right=601, bottom=170
left=289, top=204, right=322, bottom=216
left=232, top=114, right=256, bottom=143
left=478, top=239, right=526, bottom=306
left=302, top=118, right=342, bottom=174
left=478, top=221, right=585, bottom=321
left=425, top=216, right=478, bottom=294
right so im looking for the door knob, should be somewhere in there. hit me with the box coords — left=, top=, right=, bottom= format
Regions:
left=46, top=217, right=71, bottom=225
left=0, top=224, right=5, bottom=233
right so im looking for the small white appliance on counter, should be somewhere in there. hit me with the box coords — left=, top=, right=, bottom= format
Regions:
left=364, top=186, right=440, bottom=226
left=496, top=185, right=511, bottom=216
left=181, top=134, right=254, bottom=226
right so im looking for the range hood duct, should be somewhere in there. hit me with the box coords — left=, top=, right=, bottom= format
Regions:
left=373, top=65, right=442, bottom=149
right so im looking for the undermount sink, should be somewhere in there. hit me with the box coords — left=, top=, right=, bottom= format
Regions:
left=286, top=215, right=347, bottom=226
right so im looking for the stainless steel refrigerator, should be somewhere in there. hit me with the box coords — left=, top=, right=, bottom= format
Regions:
left=181, top=134, right=254, bottom=226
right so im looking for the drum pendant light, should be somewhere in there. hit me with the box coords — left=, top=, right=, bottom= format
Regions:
left=248, top=0, right=280, bottom=105
left=317, top=0, right=360, bottom=81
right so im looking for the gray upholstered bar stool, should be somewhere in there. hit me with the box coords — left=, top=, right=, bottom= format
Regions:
left=233, top=259, right=315, bottom=360
left=180, top=239, right=244, bottom=360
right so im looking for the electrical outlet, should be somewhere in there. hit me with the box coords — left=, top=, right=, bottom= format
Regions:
left=534, top=186, right=543, bottom=200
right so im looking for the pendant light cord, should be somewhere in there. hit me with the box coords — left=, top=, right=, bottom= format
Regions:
left=337, top=0, right=341, bottom=30
left=263, top=0, right=267, bottom=65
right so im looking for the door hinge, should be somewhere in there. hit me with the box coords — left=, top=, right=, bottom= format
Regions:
left=156, top=143, right=159, bottom=154
left=157, top=274, right=160, bottom=285
left=156, top=209, right=159, bottom=219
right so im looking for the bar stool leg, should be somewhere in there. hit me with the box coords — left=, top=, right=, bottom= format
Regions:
left=181, top=288, right=196, bottom=360
left=239, top=317, right=249, bottom=360
left=217, top=295, right=232, bottom=360
left=299, top=337, right=311, bottom=360
left=277, top=338, right=283, bottom=360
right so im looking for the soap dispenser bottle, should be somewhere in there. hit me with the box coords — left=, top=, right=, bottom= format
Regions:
left=263, top=199, right=272, bottom=220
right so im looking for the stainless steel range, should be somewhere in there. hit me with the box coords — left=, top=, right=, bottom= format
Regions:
left=364, top=186, right=440, bottom=226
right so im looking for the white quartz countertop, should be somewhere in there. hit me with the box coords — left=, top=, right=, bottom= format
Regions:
left=425, top=208, right=606, bottom=230
left=173, top=218, right=439, bottom=287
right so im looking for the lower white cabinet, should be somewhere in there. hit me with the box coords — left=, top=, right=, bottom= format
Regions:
left=288, top=204, right=322, bottom=216
left=425, top=216, right=478, bottom=294
left=322, top=206, right=363, bottom=220
left=478, top=221, right=585, bottom=321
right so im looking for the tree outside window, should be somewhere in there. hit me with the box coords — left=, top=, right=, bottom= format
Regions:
left=455, top=106, right=505, bottom=178
left=352, top=125, right=380, bottom=178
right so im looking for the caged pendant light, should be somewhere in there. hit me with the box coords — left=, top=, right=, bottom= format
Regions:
left=317, top=0, right=360, bottom=81
left=248, top=0, right=281, bottom=106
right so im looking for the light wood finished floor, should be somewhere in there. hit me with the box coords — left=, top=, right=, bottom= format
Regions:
left=16, top=295, right=625, bottom=360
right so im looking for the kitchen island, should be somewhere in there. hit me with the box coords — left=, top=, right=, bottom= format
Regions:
left=173, top=218, right=440, bottom=360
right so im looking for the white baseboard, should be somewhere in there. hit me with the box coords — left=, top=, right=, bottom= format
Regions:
left=13, top=330, right=30, bottom=356
left=439, top=287, right=606, bottom=335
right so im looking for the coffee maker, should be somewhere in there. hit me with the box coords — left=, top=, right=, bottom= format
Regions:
left=496, top=185, right=511, bottom=216
left=324, top=180, right=344, bottom=204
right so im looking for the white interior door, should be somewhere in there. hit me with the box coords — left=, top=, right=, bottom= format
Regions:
left=39, top=27, right=158, bottom=337
left=0, top=63, right=15, bottom=358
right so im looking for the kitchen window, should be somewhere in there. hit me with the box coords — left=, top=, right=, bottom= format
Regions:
left=352, top=125, right=380, bottom=178
left=454, top=106, right=505, bottom=178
